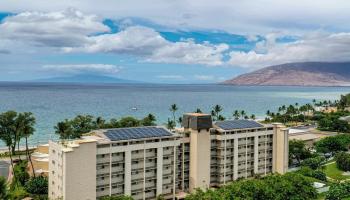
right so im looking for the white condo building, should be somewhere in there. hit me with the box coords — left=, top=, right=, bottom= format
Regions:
left=49, top=113, right=289, bottom=200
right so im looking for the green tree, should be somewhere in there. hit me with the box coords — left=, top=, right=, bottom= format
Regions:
left=326, top=181, right=350, bottom=200
left=250, top=114, right=256, bottom=120
left=54, top=120, right=74, bottom=140
left=25, top=176, right=48, bottom=195
left=0, top=176, right=8, bottom=199
left=141, top=114, right=157, bottom=126
left=289, top=139, right=312, bottom=165
left=169, top=104, right=178, bottom=126
left=118, top=117, right=140, bottom=128
left=19, top=112, right=36, bottom=177
left=301, top=156, right=325, bottom=170
left=185, top=173, right=317, bottom=200
left=94, top=116, right=106, bottom=129
left=0, top=111, right=19, bottom=174
left=8, top=186, right=28, bottom=200
left=211, top=105, right=224, bottom=121
left=194, top=108, right=202, bottom=113
left=166, top=118, right=175, bottom=130
left=338, top=93, right=350, bottom=110
left=233, top=110, right=240, bottom=120
left=11, top=160, right=30, bottom=188
left=315, top=134, right=350, bottom=155
left=335, top=152, right=350, bottom=171
left=240, top=110, right=246, bottom=119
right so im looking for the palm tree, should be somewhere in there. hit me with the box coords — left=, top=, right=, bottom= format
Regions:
left=177, top=117, right=183, bottom=126
left=233, top=110, right=240, bottom=120
left=21, top=112, right=36, bottom=177
left=169, top=104, right=178, bottom=126
left=166, top=118, right=176, bottom=131
left=0, top=111, right=18, bottom=176
left=94, top=116, right=106, bottom=129
left=0, top=176, right=8, bottom=199
left=211, top=105, right=223, bottom=121
left=266, top=110, right=271, bottom=116
left=54, top=120, right=73, bottom=140
left=194, top=108, right=202, bottom=113
left=240, top=110, right=246, bottom=119
left=250, top=114, right=256, bottom=120
left=14, top=113, right=25, bottom=160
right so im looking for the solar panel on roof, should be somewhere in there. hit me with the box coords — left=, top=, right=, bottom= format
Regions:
left=104, top=126, right=173, bottom=141
left=215, top=120, right=263, bottom=130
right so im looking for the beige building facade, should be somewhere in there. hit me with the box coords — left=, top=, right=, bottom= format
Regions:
left=49, top=113, right=288, bottom=200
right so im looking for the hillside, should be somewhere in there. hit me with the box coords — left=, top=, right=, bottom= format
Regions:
left=223, top=62, right=350, bottom=86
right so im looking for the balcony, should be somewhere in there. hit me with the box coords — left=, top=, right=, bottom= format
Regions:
left=131, top=182, right=144, bottom=191
left=97, top=167, right=110, bottom=175
left=131, top=173, right=144, bottom=181
left=97, top=178, right=110, bottom=186
left=97, top=157, right=110, bottom=164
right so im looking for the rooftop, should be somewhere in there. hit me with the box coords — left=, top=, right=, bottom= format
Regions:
left=214, top=120, right=264, bottom=130
left=102, top=126, right=174, bottom=141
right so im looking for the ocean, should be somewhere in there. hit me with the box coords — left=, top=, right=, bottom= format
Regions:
left=0, top=83, right=349, bottom=147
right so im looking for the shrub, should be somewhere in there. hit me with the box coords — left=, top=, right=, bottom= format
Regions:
left=11, top=160, right=30, bottom=188
left=326, top=181, right=350, bottom=200
left=25, top=176, right=48, bottom=195
left=0, top=176, right=8, bottom=199
left=298, top=167, right=327, bottom=182
left=301, top=156, right=325, bottom=170
left=335, top=152, right=350, bottom=171
left=9, top=186, right=28, bottom=200
left=186, top=173, right=317, bottom=200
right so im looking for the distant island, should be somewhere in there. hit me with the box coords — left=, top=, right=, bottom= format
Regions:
left=31, top=74, right=141, bottom=84
left=223, top=62, right=350, bottom=86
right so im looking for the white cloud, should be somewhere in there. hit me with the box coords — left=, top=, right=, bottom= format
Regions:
left=193, top=75, right=215, bottom=81
left=0, top=9, right=228, bottom=66
left=1, top=0, right=350, bottom=34
left=157, top=75, right=184, bottom=80
left=228, top=32, right=350, bottom=68
left=42, top=64, right=121, bottom=74
left=67, top=26, right=229, bottom=66
left=0, top=8, right=109, bottom=47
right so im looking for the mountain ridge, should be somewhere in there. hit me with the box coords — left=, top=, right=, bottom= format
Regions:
left=223, top=62, right=350, bottom=86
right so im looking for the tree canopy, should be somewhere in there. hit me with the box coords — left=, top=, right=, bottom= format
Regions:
left=289, top=139, right=312, bottom=165
left=185, top=173, right=317, bottom=200
left=55, top=114, right=157, bottom=139
left=315, top=134, right=350, bottom=155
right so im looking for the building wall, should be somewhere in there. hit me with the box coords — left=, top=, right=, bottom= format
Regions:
left=273, top=123, right=289, bottom=174
left=177, top=139, right=190, bottom=192
left=49, top=141, right=97, bottom=200
left=95, top=138, right=180, bottom=200
left=188, top=129, right=211, bottom=192
left=208, top=127, right=274, bottom=186
left=49, top=123, right=288, bottom=200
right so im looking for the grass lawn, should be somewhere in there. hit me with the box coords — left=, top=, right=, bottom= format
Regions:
left=324, top=162, right=350, bottom=181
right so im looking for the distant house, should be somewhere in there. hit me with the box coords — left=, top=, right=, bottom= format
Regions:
left=314, top=106, right=338, bottom=113
left=288, top=128, right=336, bottom=148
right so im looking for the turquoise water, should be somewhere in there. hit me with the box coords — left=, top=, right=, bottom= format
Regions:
left=0, top=83, right=349, bottom=146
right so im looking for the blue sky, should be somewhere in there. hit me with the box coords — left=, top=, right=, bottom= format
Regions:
left=0, top=0, right=350, bottom=83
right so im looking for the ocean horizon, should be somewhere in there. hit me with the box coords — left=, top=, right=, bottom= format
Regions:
left=0, top=82, right=349, bottom=147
